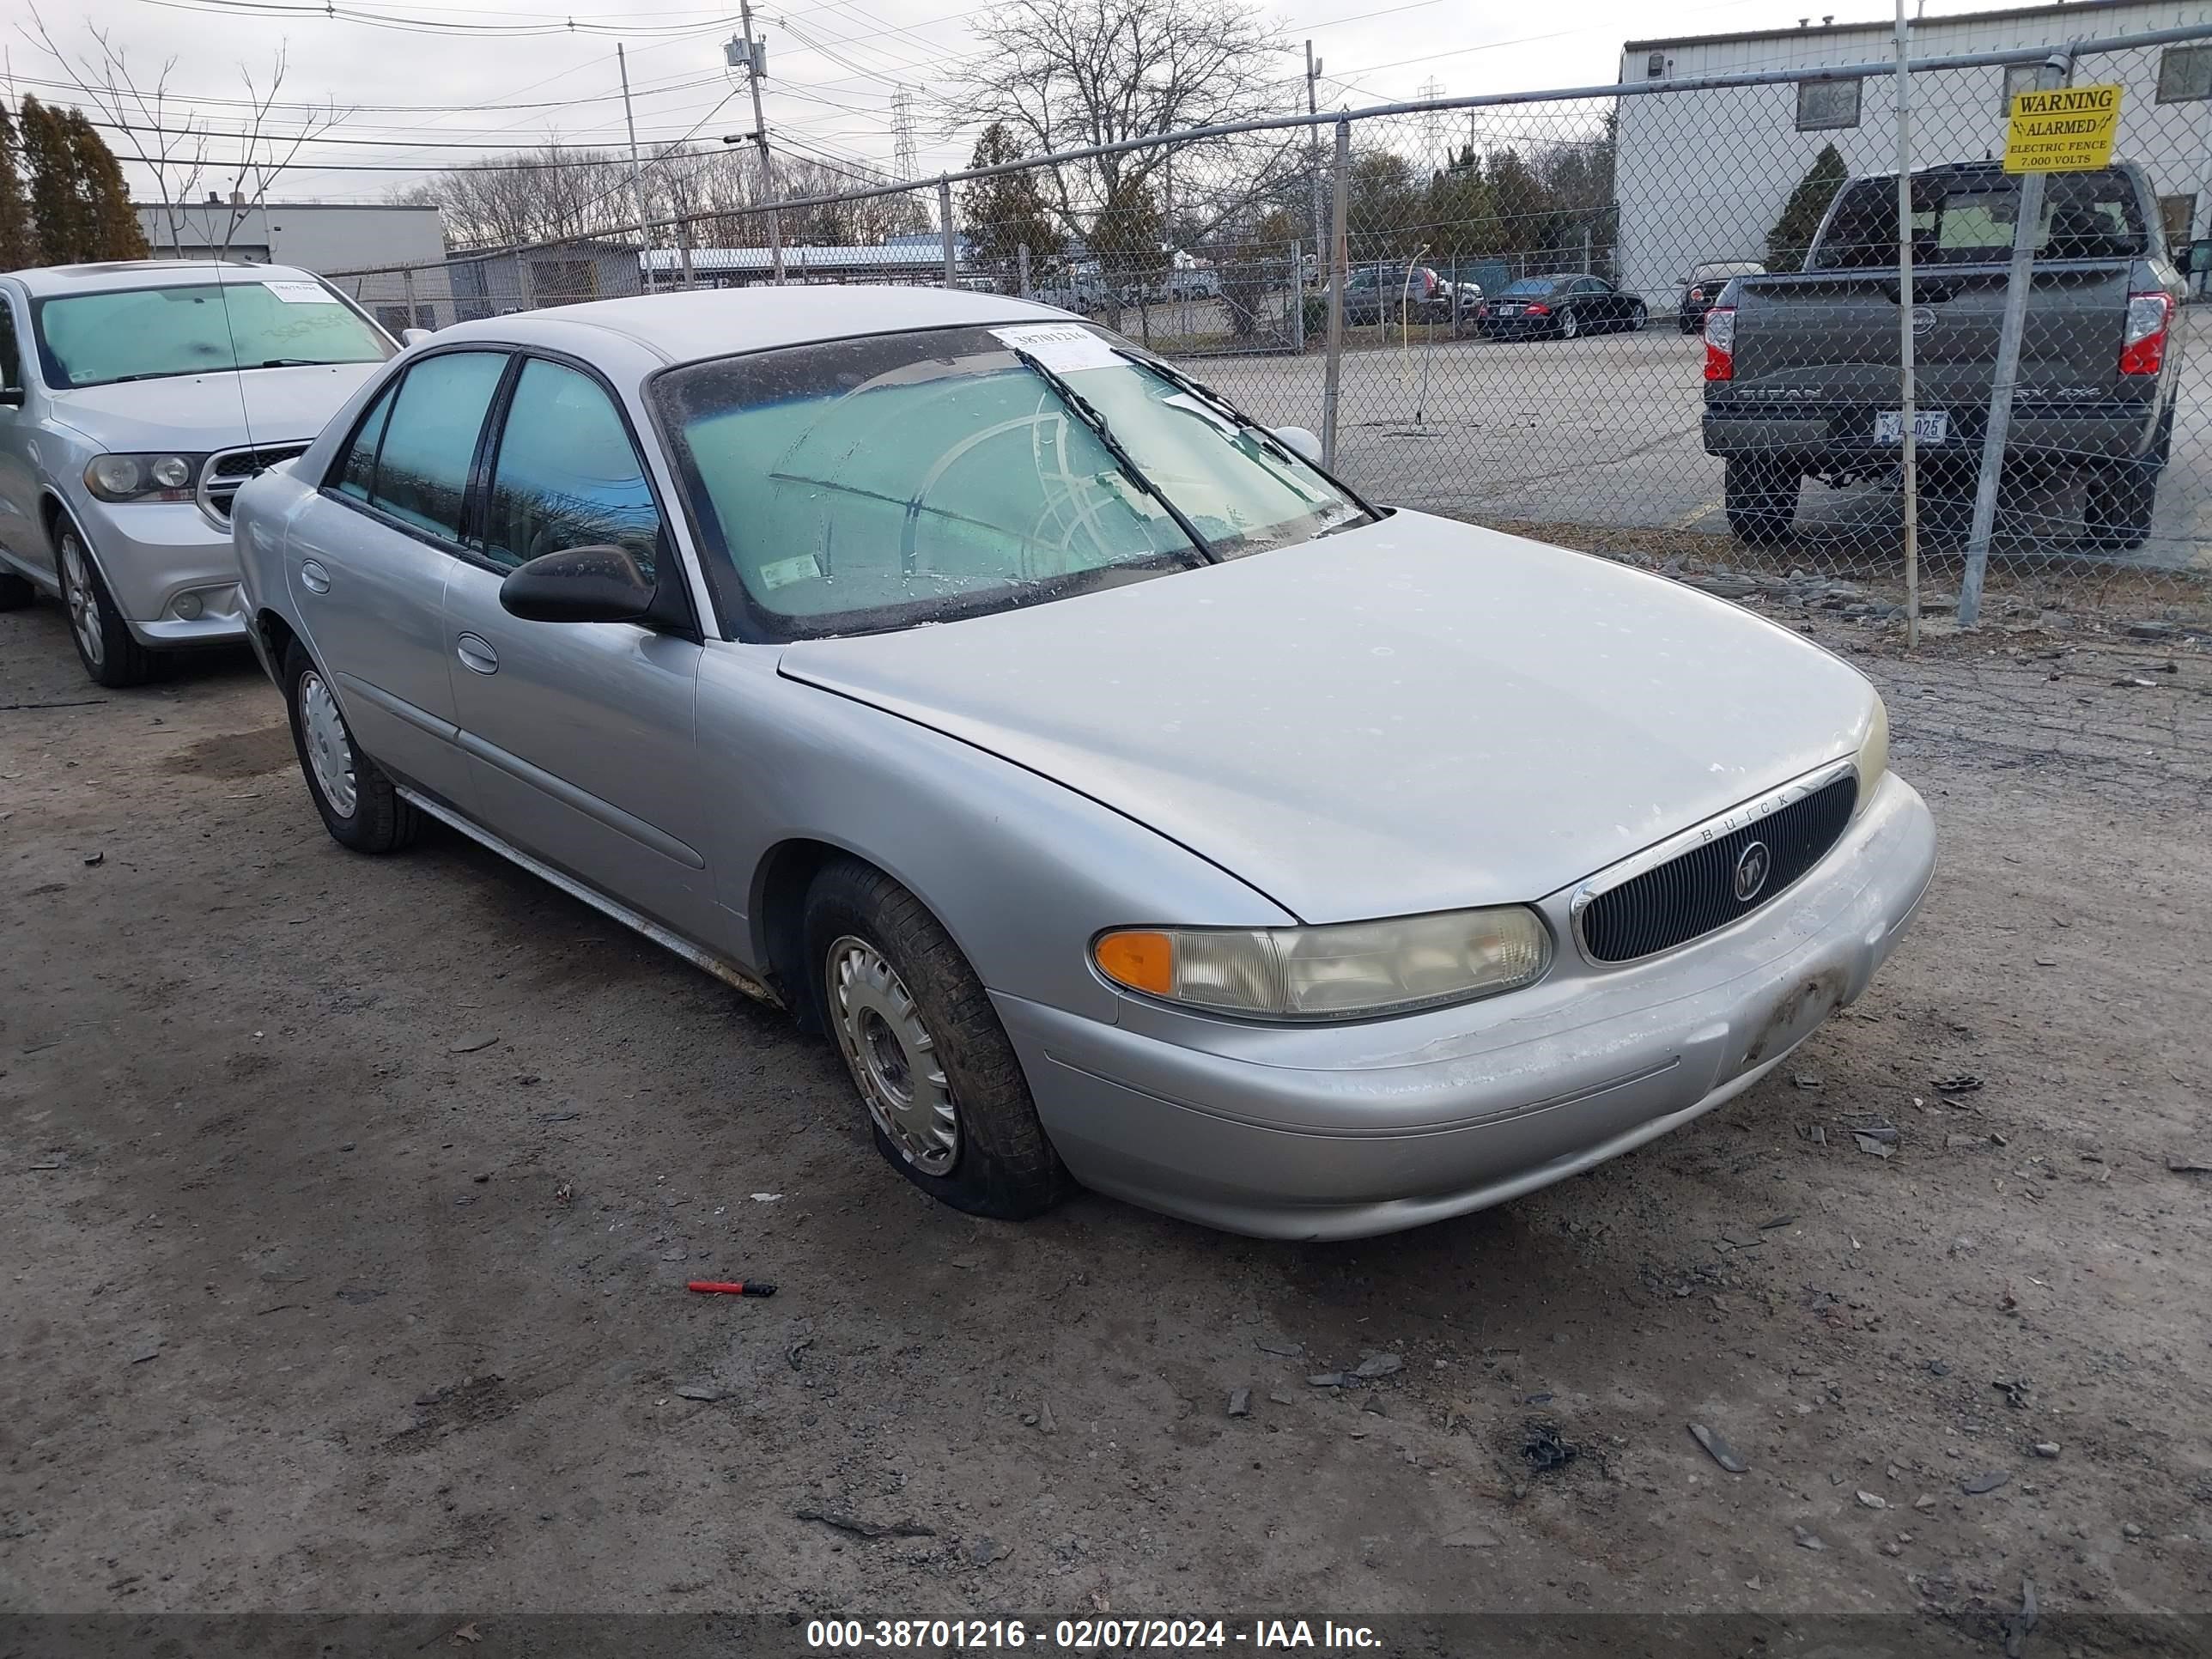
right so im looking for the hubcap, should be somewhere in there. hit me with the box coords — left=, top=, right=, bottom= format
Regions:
left=298, top=669, right=358, bottom=818
left=826, top=935, right=957, bottom=1175
left=59, top=532, right=103, bottom=668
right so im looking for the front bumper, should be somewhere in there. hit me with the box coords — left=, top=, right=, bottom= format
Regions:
left=73, top=496, right=251, bottom=647
left=995, top=772, right=1936, bottom=1239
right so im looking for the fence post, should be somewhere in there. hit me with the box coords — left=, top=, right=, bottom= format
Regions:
left=678, top=217, right=696, bottom=290
left=401, top=264, right=419, bottom=329
left=939, top=178, right=957, bottom=289
left=1960, top=52, right=2073, bottom=628
left=1291, top=240, right=1304, bottom=352
left=1018, top=242, right=1032, bottom=300
left=1893, top=1, right=1920, bottom=651
left=1322, top=119, right=1349, bottom=471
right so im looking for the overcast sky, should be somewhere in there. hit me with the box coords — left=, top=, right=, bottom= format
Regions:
left=4, top=0, right=2017, bottom=205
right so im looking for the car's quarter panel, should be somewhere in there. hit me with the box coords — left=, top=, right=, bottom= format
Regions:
left=690, top=641, right=1300, bottom=1025
left=995, top=770, right=1936, bottom=1238
left=776, top=511, right=1879, bottom=926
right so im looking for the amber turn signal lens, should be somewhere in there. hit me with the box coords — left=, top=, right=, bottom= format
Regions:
left=1094, top=930, right=1174, bottom=996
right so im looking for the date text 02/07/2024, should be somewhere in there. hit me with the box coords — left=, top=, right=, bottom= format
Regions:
left=803, top=1618, right=1382, bottom=1650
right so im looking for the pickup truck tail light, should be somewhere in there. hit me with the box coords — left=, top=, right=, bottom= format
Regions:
left=1704, top=305, right=1735, bottom=381
left=2119, top=292, right=2172, bottom=375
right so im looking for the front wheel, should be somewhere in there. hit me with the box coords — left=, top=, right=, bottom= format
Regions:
left=282, top=642, right=420, bottom=853
left=55, top=519, right=155, bottom=688
left=805, top=858, right=1071, bottom=1220
left=1724, top=456, right=1800, bottom=545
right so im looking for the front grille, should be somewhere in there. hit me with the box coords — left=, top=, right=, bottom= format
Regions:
left=1578, top=774, right=1859, bottom=963
left=198, top=444, right=309, bottom=521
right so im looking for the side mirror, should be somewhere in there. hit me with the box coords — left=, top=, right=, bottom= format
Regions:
left=400, top=326, right=434, bottom=347
left=499, top=544, right=659, bottom=625
left=1270, top=425, right=1323, bottom=465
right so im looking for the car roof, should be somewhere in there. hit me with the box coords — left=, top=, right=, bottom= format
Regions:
left=4, top=259, right=325, bottom=297
left=428, top=284, right=1079, bottom=368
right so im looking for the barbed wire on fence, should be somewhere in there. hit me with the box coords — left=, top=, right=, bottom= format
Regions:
left=321, top=18, right=2212, bottom=631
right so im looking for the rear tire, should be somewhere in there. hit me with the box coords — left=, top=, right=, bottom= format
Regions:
left=1626, top=301, right=1648, bottom=332
left=54, top=517, right=155, bottom=688
left=282, top=641, right=420, bottom=853
left=0, top=570, right=32, bottom=611
left=2082, top=458, right=2158, bottom=550
left=1724, top=456, right=1800, bottom=545
left=805, top=857, right=1071, bottom=1221
left=1559, top=307, right=1580, bottom=341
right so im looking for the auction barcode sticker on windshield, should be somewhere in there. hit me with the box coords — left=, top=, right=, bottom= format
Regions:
left=990, top=322, right=1117, bottom=373
left=262, top=279, right=342, bottom=305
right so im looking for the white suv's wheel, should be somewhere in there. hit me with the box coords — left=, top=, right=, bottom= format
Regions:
left=55, top=519, right=154, bottom=687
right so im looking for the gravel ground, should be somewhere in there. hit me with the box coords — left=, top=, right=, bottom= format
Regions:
left=3, top=581, right=2209, bottom=1643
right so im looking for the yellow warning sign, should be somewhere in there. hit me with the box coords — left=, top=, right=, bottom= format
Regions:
left=2002, top=82, right=2123, bottom=173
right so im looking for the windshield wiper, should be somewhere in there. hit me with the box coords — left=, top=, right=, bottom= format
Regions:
left=1006, top=345, right=1214, bottom=563
left=249, top=358, right=335, bottom=369
left=1109, top=346, right=1381, bottom=522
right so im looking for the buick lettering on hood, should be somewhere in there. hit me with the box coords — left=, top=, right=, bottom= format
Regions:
left=231, top=285, right=1936, bottom=1239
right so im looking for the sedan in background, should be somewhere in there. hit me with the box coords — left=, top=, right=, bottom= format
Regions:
left=234, top=287, right=1933, bottom=1240
left=0, top=260, right=399, bottom=685
left=1340, top=263, right=1476, bottom=331
left=1478, top=274, right=1648, bottom=340
left=1679, top=260, right=1766, bottom=333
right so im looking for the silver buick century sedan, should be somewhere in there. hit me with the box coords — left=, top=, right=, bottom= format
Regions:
left=232, top=287, right=1935, bottom=1240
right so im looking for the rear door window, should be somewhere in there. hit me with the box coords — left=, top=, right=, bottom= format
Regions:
left=367, top=350, right=507, bottom=541
left=333, top=381, right=398, bottom=502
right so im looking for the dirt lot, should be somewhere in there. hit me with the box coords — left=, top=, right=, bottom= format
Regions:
left=3, top=584, right=2209, bottom=1646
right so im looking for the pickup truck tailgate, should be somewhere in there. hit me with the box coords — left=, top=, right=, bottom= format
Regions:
left=1730, top=264, right=2133, bottom=406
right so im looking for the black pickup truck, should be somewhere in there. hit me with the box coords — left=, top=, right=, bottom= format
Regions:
left=1702, top=160, right=2185, bottom=548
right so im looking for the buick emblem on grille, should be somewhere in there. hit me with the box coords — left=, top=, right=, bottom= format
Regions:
left=1734, top=841, right=1772, bottom=902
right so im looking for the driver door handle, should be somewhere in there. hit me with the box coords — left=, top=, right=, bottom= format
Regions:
left=456, top=632, right=499, bottom=675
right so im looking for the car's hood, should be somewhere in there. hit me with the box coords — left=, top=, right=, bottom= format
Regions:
left=49, top=362, right=382, bottom=453
left=777, top=513, right=1877, bottom=924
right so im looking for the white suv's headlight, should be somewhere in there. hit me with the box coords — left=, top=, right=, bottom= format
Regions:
left=85, top=452, right=204, bottom=502
left=1852, top=696, right=1889, bottom=816
left=1094, top=907, right=1553, bottom=1021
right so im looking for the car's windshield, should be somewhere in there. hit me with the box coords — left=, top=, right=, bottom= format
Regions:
left=32, top=278, right=392, bottom=390
left=1498, top=278, right=1558, bottom=297
left=655, top=321, right=1369, bottom=639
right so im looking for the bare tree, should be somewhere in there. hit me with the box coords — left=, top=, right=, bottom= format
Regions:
left=938, top=0, right=1294, bottom=318
left=24, top=14, right=345, bottom=259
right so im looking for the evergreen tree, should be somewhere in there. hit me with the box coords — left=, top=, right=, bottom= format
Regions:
left=18, top=97, right=83, bottom=264
left=0, top=103, right=34, bottom=270
left=66, top=110, right=147, bottom=258
left=959, top=124, right=1059, bottom=292
left=1765, top=143, right=1847, bottom=274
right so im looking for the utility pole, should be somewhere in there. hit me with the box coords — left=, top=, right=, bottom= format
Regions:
left=729, top=0, right=784, bottom=283
left=617, top=44, right=652, bottom=287
left=1305, top=42, right=1326, bottom=280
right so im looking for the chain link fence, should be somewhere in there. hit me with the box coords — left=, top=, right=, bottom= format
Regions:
left=323, top=20, right=2212, bottom=631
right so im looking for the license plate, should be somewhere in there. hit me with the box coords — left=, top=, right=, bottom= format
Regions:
left=1875, top=410, right=1948, bottom=445
left=1499, top=305, right=1522, bottom=315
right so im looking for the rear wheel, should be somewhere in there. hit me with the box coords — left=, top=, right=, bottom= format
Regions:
left=2082, top=458, right=2159, bottom=550
left=1724, top=456, right=1800, bottom=545
left=282, top=642, right=420, bottom=853
left=55, top=518, right=155, bottom=688
left=1558, top=307, right=1581, bottom=341
left=1626, top=301, right=1648, bottom=332
left=805, top=857, right=1070, bottom=1220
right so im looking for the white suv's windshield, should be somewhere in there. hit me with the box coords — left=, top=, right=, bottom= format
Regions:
left=655, top=322, right=1370, bottom=639
left=33, top=278, right=392, bottom=390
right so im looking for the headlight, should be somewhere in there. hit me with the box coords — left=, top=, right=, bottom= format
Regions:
left=1093, top=907, right=1553, bottom=1021
left=1852, top=696, right=1889, bottom=816
left=84, top=453, right=204, bottom=502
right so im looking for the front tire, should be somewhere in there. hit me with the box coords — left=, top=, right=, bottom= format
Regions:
left=55, top=518, right=155, bottom=688
left=805, top=858, right=1070, bottom=1220
left=1626, top=301, right=1648, bottom=332
left=1724, top=456, right=1800, bottom=545
left=282, top=642, right=419, bottom=853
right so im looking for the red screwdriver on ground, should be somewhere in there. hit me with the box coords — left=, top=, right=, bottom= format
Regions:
left=686, top=1279, right=777, bottom=1297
